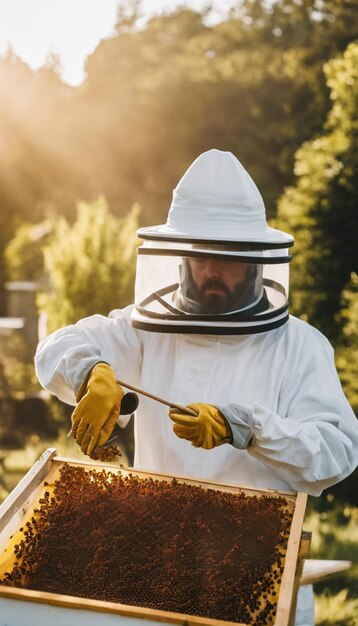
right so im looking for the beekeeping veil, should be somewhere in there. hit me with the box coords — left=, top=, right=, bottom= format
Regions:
left=132, top=149, right=293, bottom=334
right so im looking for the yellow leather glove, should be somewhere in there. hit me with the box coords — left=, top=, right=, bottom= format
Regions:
left=71, top=363, right=124, bottom=455
left=169, top=403, right=232, bottom=450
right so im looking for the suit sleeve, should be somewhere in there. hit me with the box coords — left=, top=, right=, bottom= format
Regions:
left=34, top=307, right=143, bottom=407
left=221, top=341, right=358, bottom=496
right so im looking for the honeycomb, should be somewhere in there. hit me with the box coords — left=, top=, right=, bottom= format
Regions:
left=0, top=464, right=293, bottom=624
left=89, top=445, right=122, bottom=462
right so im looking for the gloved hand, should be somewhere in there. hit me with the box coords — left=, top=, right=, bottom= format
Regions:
left=169, top=403, right=232, bottom=450
left=71, top=363, right=124, bottom=455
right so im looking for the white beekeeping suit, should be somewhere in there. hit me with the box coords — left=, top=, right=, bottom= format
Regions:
left=35, top=150, right=358, bottom=626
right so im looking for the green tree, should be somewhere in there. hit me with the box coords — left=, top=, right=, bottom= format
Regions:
left=334, top=273, right=358, bottom=414
left=38, top=197, right=139, bottom=332
left=274, top=42, right=357, bottom=405
left=80, top=2, right=357, bottom=221
left=4, top=219, right=53, bottom=282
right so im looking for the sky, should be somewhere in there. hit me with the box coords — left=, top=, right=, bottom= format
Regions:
left=0, top=0, right=237, bottom=86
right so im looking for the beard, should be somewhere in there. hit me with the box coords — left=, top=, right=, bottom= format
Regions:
left=198, top=278, right=235, bottom=314
left=174, top=263, right=260, bottom=315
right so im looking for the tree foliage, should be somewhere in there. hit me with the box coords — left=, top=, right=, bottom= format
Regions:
left=5, top=220, right=53, bottom=282
left=275, top=43, right=357, bottom=333
left=274, top=43, right=357, bottom=407
left=0, top=1, right=356, bottom=240
left=37, top=198, right=139, bottom=332
left=334, top=273, right=358, bottom=413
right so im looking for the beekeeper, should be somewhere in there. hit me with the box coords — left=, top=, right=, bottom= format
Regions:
left=35, top=149, right=358, bottom=626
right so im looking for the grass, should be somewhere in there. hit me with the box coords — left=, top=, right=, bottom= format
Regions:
left=314, top=590, right=358, bottom=626
left=304, top=498, right=358, bottom=625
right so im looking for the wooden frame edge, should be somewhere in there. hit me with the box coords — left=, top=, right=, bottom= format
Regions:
left=0, top=448, right=57, bottom=532
left=274, top=492, right=308, bottom=625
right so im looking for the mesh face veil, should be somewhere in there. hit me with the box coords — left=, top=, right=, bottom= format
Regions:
left=130, top=149, right=294, bottom=335
left=131, top=242, right=291, bottom=334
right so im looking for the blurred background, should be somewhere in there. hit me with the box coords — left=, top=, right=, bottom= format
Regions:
left=0, top=0, right=356, bottom=623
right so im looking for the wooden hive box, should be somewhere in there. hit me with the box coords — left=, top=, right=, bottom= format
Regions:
left=0, top=448, right=309, bottom=626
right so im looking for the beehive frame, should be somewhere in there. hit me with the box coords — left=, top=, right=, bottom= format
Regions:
left=0, top=448, right=308, bottom=626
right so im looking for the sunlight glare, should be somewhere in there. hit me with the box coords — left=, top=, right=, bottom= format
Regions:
left=0, top=0, right=120, bottom=85
left=0, top=0, right=234, bottom=85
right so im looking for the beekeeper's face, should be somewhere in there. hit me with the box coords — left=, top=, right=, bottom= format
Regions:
left=188, top=257, right=248, bottom=314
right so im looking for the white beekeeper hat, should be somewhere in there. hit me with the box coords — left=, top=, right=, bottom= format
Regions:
left=133, top=149, right=293, bottom=335
left=138, top=149, right=293, bottom=246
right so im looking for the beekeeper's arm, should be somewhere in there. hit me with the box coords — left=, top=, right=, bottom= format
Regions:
left=170, top=342, right=358, bottom=496
left=35, top=309, right=143, bottom=452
